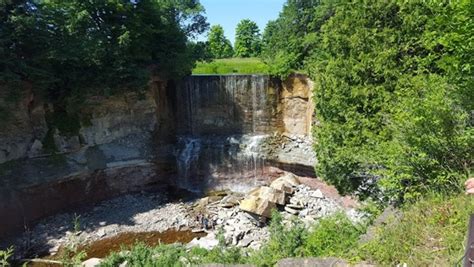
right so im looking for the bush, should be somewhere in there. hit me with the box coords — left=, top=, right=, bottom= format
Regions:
left=249, top=210, right=307, bottom=266
left=0, top=247, right=13, bottom=266
left=306, top=0, right=473, bottom=201
left=100, top=243, right=187, bottom=267
left=304, top=213, right=364, bottom=257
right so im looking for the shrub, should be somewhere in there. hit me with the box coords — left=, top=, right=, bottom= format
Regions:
left=249, top=210, right=307, bottom=266
left=304, top=213, right=364, bottom=257
left=100, top=243, right=187, bottom=267
left=0, top=247, right=13, bottom=266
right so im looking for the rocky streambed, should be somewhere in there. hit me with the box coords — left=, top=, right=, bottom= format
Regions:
left=3, top=171, right=362, bottom=264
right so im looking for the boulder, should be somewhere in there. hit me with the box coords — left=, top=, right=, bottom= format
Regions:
left=261, top=186, right=286, bottom=205
left=220, top=194, right=243, bottom=208
left=270, top=182, right=294, bottom=195
left=82, top=258, right=102, bottom=267
left=239, top=196, right=276, bottom=218
left=240, top=196, right=259, bottom=213
left=249, top=186, right=286, bottom=205
left=270, top=173, right=300, bottom=194
left=255, top=199, right=276, bottom=218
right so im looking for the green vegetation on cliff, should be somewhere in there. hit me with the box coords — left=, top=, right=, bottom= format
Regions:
left=263, top=0, right=474, bottom=201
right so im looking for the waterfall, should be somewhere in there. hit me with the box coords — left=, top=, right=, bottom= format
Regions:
left=176, top=137, right=202, bottom=190
left=243, top=135, right=267, bottom=185
left=174, top=75, right=277, bottom=192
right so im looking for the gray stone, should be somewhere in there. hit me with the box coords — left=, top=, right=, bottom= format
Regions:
left=286, top=204, right=303, bottom=210
left=239, top=237, right=254, bottom=247
left=28, top=139, right=43, bottom=157
left=284, top=206, right=299, bottom=215
left=96, top=229, right=106, bottom=238
left=82, top=258, right=102, bottom=267
left=312, top=189, right=324, bottom=199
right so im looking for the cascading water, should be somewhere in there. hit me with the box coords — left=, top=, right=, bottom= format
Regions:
left=176, top=137, right=202, bottom=191
left=242, top=135, right=268, bottom=186
left=174, top=75, right=279, bottom=192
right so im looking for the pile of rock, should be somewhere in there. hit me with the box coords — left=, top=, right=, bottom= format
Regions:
left=239, top=173, right=299, bottom=218
left=189, top=173, right=362, bottom=250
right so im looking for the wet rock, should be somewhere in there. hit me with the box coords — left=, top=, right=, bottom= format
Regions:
left=28, top=139, right=43, bottom=157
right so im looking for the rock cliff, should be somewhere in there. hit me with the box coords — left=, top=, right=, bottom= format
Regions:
left=0, top=74, right=315, bottom=237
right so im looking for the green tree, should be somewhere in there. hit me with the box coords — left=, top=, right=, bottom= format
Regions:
left=207, top=25, right=233, bottom=58
left=261, top=0, right=337, bottom=77
left=234, top=19, right=261, bottom=57
left=266, top=0, right=473, bottom=201
left=0, top=0, right=209, bottom=100
left=306, top=0, right=473, bottom=201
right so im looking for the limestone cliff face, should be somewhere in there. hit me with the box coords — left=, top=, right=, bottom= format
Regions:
left=175, top=74, right=314, bottom=137
left=0, top=75, right=315, bottom=237
left=79, top=90, right=158, bottom=146
left=0, top=86, right=160, bottom=164
left=280, top=74, right=315, bottom=136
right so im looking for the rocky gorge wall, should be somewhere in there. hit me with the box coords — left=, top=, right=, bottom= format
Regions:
left=173, top=74, right=316, bottom=192
left=0, top=74, right=315, bottom=238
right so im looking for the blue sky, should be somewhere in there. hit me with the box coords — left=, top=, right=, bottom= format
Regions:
left=198, top=0, right=286, bottom=44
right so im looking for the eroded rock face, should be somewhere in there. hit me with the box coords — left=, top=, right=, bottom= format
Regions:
left=0, top=87, right=159, bottom=164
left=0, top=87, right=47, bottom=163
left=280, top=75, right=315, bottom=136
left=79, top=91, right=158, bottom=146
left=0, top=75, right=316, bottom=237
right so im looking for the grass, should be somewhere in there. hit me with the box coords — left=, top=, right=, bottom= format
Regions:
left=192, top=57, right=270, bottom=75
left=355, top=193, right=474, bottom=266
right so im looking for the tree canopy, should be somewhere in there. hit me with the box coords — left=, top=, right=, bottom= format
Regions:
left=264, top=0, right=474, bottom=201
left=207, top=25, right=233, bottom=59
left=234, top=19, right=261, bottom=58
left=0, top=0, right=209, bottom=104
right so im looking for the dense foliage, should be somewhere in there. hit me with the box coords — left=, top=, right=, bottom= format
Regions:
left=264, top=0, right=474, bottom=201
left=261, top=0, right=336, bottom=77
left=234, top=19, right=261, bottom=58
left=207, top=25, right=233, bottom=58
left=0, top=0, right=208, bottom=104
